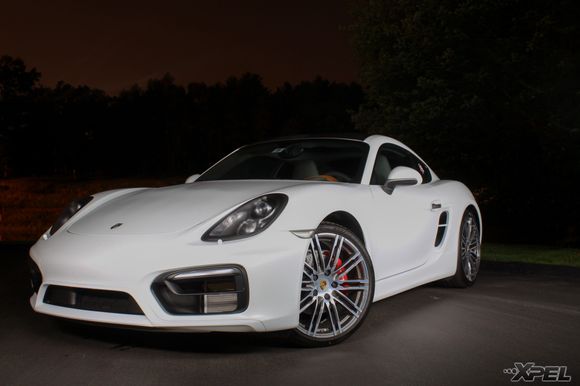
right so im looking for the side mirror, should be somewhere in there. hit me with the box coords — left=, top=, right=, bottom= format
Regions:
left=185, top=174, right=201, bottom=183
left=383, top=166, right=422, bottom=195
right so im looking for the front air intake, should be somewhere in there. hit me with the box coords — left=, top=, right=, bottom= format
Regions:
left=152, top=266, right=248, bottom=315
left=43, top=285, right=144, bottom=315
left=28, top=258, right=43, bottom=294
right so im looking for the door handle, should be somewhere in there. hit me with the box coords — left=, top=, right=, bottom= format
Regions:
left=431, top=200, right=442, bottom=211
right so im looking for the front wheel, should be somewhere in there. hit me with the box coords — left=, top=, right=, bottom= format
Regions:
left=291, top=222, right=374, bottom=347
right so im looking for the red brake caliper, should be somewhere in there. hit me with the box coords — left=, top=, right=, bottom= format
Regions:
left=335, top=257, right=349, bottom=283
left=324, top=251, right=348, bottom=284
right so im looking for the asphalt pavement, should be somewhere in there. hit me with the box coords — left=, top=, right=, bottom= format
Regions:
left=1, top=244, right=579, bottom=386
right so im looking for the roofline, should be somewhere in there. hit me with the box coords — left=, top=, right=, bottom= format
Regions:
left=264, top=132, right=370, bottom=142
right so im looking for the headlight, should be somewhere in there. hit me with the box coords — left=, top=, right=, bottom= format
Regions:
left=202, top=194, right=288, bottom=241
left=49, top=196, right=93, bottom=236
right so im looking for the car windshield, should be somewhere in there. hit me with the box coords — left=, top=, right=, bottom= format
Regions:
left=197, top=139, right=369, bottom=183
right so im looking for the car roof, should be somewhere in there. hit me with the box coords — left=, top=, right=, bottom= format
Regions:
left=269, top=133, right=368, bottom=141
left=258, top=133, right=398, bottom=144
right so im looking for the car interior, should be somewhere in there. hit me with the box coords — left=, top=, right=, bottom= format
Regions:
left=198, top=140, right=369, bottom=183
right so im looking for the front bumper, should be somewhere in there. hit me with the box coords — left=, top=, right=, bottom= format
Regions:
left=29, top=229, right=308, bottom=332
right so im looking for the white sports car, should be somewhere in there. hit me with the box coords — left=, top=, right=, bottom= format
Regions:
left=29, top=134, right=482, bottom=346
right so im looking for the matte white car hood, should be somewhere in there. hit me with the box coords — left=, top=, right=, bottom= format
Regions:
left=67, top=180, right=304, bottom=235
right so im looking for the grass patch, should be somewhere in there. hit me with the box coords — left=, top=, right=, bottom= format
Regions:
left=483, top=243, right=580, bottom=268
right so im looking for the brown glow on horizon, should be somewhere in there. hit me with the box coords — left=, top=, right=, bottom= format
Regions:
left=0, top=0, right=358, bottom=93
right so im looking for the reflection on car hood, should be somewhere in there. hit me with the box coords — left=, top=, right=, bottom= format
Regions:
left=67, top=180, right=307, bottom=235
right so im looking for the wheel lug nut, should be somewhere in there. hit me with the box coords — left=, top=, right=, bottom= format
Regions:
left=313, top=290, right=318, bottom=296
left=325, top=270, right=330, bottom=275
left=313, top=275, right=318, bottom=280
left=324, top=294, right=330, bottom=300
left=331, top=282, right=338, bottom=288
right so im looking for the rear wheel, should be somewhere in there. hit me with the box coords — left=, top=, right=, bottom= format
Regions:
left=447, top=209, right=481, bottom=288
left=291, top=222, right=374, bottom=347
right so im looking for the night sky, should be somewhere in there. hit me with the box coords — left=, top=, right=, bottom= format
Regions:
left=0, top=0, right=358, bottom=93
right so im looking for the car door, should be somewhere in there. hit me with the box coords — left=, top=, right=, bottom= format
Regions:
left=367, top=144, right=440, bottom=280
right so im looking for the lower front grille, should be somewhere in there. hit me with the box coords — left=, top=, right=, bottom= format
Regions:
left=43, top=285, right=144, bottom=315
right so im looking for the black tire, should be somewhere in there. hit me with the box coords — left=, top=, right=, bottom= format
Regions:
left=290, top=221, right=375, bottom=347
left=446, top=209, right=481, bottom=288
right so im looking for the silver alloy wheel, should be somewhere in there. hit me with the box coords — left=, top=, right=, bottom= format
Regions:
left=460, top=213, right=481, bottom=282
left=298, top=232, right=371, bottom=339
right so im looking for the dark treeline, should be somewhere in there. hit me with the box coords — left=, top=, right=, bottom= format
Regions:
left=0, top=56, right=364, bottom=178
left=1, top=35, right=579, bottom=246
left=350, top=0, right=580, bottom=246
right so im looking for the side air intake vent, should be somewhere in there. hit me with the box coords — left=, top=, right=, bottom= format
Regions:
left=434, top=211, right=449, bottom=247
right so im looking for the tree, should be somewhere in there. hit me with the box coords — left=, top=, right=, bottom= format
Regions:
left=271, top=78, right=364, bottom=136
left=0, top=57, right=365, bottom=180
left=0, top=56, right=42, bottom=176
left=350, top=0, right=580, bottom=244
left=0, top=56, right=40, bottom=100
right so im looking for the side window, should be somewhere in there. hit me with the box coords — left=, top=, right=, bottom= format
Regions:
left=371, top=144, right=432, bottom=185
